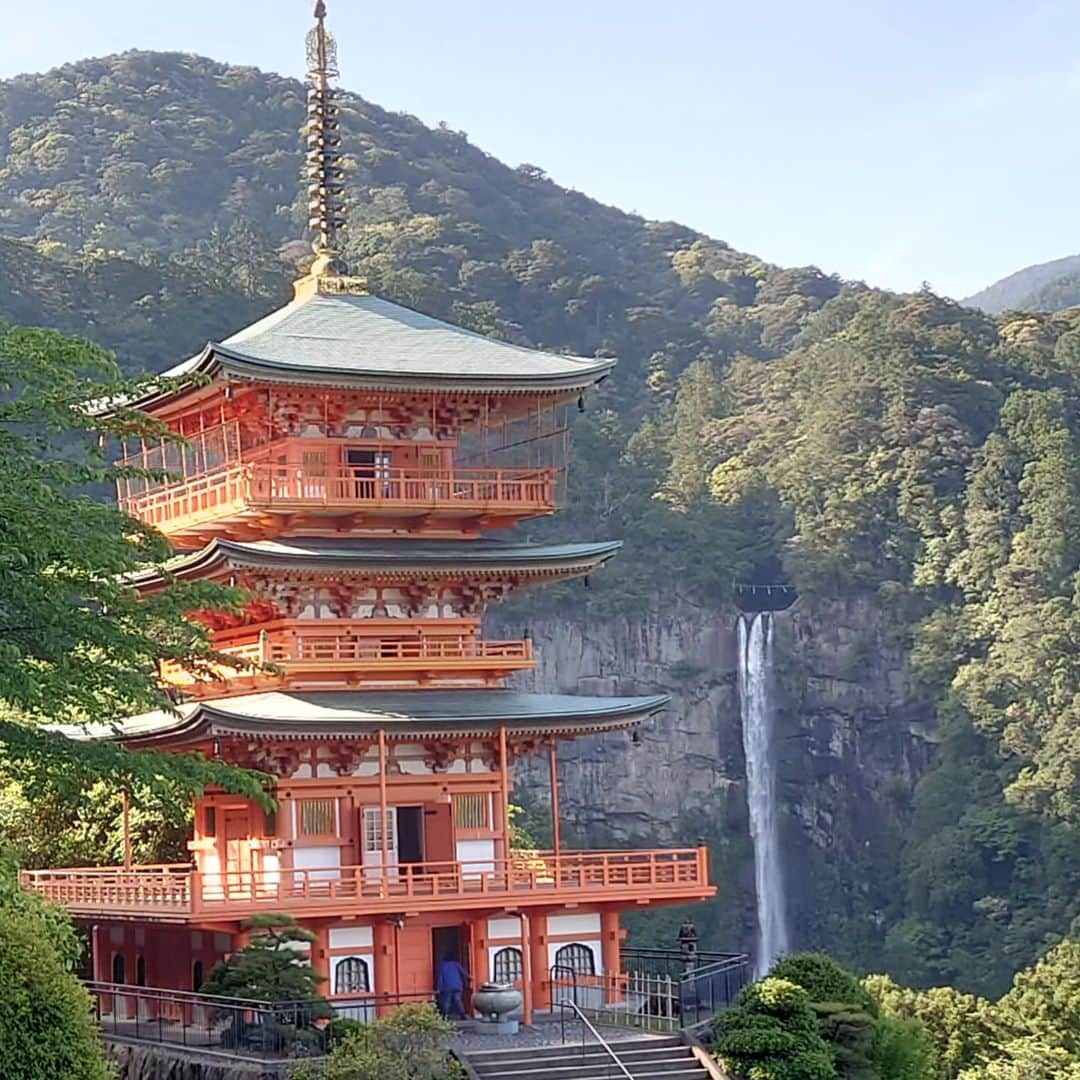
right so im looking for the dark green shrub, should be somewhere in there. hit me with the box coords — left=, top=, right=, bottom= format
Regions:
left=714, top=976, right=837, bottom=1080
left=290, top=1003, right=462, bottom=1080
left=771, top=952, right=878, bottom=1015
left=0, top=903, right=113, bottom=1079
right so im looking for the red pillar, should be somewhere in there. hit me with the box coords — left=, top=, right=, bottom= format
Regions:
left=601, top=909, right=622, bottom=1003
left=377, top=729, right=389, bottom=891
left=471, top=916, right=490, bottom=987
left=548, top=741, right=561, bottom=859
left=529, top=914, right=550, bottom=1012
left=498, top=726, right=511, bottom=860
left=519, top=912, right=533, bottom=1025
left=373, top=920, right=397, bottom=1015
left=311, top=922, right=330, bottom=1000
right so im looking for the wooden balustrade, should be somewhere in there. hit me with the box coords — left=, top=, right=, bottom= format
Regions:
left=119, top=456, right=557, bottom=537
left=158, top=619, right=535, bottom=697
left=21, top=848, right=711, bottom=921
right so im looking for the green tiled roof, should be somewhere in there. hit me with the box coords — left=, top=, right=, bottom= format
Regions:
left=71, top=690, right=668, bottom=744
left=159, top=291, right=615, bottom=393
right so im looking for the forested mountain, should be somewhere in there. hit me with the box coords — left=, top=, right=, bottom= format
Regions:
left=2, top=52, right=1079, bottom=1001
left=963, top=253, right=1080, bottom=313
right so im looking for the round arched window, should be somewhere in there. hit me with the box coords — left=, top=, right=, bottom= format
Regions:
left=554, top=943, right=595, bottom=977
left=111, top=953, right=126, bottom=985
left=335, top=956, right=371, bottom=995
left=492, top=946, right=523, bottom=983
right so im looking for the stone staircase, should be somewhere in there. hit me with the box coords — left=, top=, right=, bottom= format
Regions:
left=460, top=1033, right=715, bottom=1080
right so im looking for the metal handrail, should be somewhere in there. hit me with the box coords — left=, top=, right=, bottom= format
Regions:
left=551, top=998, right=633, bottom=1080
left=550, top=963, right=578, bottom=1045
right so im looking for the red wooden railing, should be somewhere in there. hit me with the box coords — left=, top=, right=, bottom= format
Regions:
left=21, top=848, right=711, bottom=919
left=158, top=619, right=534, bottom=696
left=120, top=460, right=557, bottom=533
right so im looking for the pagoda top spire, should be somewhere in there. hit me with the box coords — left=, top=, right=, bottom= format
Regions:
left=303, top=0, right=355, bottom=284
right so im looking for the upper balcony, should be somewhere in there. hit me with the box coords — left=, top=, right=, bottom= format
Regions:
left=159, top=618, right=535, bottom=697
left=21, top=848, right=713, bottom=924
left=120, top=452, right=557, bottom=547
left=118, top=414, right=566, bottom=547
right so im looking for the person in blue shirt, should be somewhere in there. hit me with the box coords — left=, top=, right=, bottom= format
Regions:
left=436, top=952, right=470, bottom=1019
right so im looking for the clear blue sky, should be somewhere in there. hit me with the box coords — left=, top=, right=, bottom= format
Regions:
left=2, top=0, right=1077, bottom=299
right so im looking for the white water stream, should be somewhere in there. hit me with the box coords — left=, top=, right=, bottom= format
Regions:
left=738, top=612, right=790, bottom=977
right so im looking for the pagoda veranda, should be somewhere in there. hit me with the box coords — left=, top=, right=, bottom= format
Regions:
left=20, top=1, right=716, bottom=1024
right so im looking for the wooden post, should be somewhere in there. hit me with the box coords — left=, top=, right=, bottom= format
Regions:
left=601, top=909, right=622, bottom=1004
left=373, top=920, right=396, bottom=1016
left=548, top=740, right=561, bottom=861
left=122, top=790, right=132, bottom=871
left=377, top=729, right=389, bottom=886
left=529, top=914, right=550, bottom=1012
left=498, top=726, right=511, bottom=857
left=520, top=911, right=533, bottom=1025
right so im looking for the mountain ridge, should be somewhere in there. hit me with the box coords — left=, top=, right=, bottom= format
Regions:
left=962, top=252, right=1080, bottom=313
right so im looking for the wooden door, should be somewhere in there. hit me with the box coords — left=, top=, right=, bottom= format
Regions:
left=224, top=810, right=253, bottom=898
left=422, top=802, right=454, bottom=868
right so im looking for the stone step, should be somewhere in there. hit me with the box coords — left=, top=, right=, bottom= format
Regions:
left=472, top=1069, right=704, bottom=1080
left=467, top=1035, right=684, bottom=1062
left=467, top=1046, right=704, bottom=1080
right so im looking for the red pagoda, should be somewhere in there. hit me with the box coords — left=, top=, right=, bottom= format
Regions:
left=24, top=2, right=714, bottom=1023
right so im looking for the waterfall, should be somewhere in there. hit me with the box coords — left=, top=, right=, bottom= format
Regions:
left=738, top=612, right=789, bottom=977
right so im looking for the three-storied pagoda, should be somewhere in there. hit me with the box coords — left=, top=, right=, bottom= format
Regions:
left=24, top=2, right=714, bottom=1021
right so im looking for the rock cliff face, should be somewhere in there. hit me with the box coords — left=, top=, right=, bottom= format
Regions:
left=490, top=595, right=936, bottom=961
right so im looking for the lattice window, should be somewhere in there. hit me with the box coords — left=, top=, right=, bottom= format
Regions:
left=492, top=946, right=523, bottom=984
left=362, top=806, right=396, bottom=856
left=454, top=793, right=489, bottom=830
left=554, top=943, right=596, bottom=977
left=298, top=798, right=335, bottom=836
left=334, top=956, right=371, bottom=994
left=302, top=450, right=327, bottom=476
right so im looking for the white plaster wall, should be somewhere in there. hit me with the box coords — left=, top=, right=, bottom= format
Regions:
left=487, top=917, right=521, bottom=940
left=547, top=913, right=601, bottom=937
left=329, top=927, right=374, bottom=950
left=456, top=838, right=495, bottom=873
left=293, top=846, right=341, bottom=881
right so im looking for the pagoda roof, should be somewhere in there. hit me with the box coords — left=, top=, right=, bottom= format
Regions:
left=126, top=537, right=621, bottom=588
left=151, top=288, right=615, bottom=398
left=70, top=690, right=668, bottom=746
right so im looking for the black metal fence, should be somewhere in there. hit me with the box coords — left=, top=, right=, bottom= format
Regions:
left=88, top=981, right=436, bottom=1060
left=676, top=955, right=751, bottom=1026
left=620, top=947, right=749, bottom=980
left=544, top=948, right=754, bottom=1031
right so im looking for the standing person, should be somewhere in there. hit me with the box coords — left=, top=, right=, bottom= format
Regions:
left=436, top=951, right=470, bottom=1019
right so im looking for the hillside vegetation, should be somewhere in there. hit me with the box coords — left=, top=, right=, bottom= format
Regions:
left=1, top=51, right=1079, bottom=998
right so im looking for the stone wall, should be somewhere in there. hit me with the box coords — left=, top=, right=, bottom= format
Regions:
left=106, top=1038, right=290, bottom=1080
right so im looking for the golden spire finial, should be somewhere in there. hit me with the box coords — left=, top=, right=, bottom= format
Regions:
left=305, top=0, right=347, bottom=277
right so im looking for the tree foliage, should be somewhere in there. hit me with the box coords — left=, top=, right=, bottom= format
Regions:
left=714, top=977, right=837, bottom=1080
left=0, top=875, right=112, bottom=1079
left=0, top=321, right=267, bottom=805
left=201, top=913, right=327, bottom=1004
left=290, top=1003, right=462, bottom=1080
left=867, top=941, right=1080, bottom=1079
